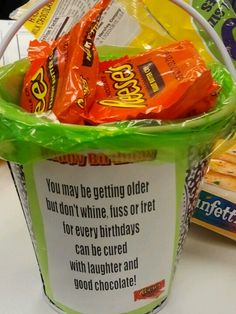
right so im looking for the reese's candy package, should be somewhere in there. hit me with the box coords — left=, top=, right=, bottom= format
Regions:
left=134, top=280, right=165, bottom=301
left=86, top=41, right=219, bottom=124
left=21, top=0, right=110, bottom=124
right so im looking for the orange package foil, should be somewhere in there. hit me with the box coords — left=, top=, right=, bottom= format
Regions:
left=20, top=0, right=111, bottom=125
left=86, top=41, right=219, bottom=124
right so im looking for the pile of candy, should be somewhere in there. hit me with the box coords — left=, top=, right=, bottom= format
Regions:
left=21, top=0, right=219, bottom=125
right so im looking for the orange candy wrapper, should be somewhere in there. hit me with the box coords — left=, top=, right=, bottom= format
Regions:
left=86, top=41, right=219, bottom=124
left=20, top=0, right=111, bottom=124
left=134, top=280, right=165, bottom=302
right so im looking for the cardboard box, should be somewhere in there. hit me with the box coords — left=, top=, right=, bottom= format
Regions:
left=193, top=144, right=236, bottom=241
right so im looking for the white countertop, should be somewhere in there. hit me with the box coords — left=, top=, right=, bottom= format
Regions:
left=0, top=162, right=235, bottom=314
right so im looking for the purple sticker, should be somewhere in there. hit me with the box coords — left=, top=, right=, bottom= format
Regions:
left=221, top=18, right=236, bottom=60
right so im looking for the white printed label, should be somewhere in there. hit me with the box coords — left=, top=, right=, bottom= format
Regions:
left=40, top=0, right=140, bottom=46
left=33, top=159, right=176, bottom=314
left=95, top=2, right=140, bottom=46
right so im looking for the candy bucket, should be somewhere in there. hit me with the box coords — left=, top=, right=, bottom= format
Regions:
left=0, top=1, right=236, bottom=314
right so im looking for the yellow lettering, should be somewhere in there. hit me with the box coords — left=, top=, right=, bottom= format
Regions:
left=110, top=69, right=134, bottom=82
left=151, top=82, right=159, bottom=93
left=35, top=101, right=46, bottom=113
left=114, top=78, right=137, bottom=90
left=31, top=68, right=48, bottom=113
left=117, top=94, right=144, bottom=104
left=116, top=80, right=141, bottom=96
left=143, top=66, right=150, bottom=74
left=99, top=99, right=146, bottom=108
left=146, top=72, right=155, bottom=84
left=84, top=47, right=92, bottom=61
left=103, top=63, right=146, bottom=108
left=106, top=64, right=132, bottom=74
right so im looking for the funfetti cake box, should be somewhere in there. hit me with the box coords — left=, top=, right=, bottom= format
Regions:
left=192, top=143, right=236, bottom=241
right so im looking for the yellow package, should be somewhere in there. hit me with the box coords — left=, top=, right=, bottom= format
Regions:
left=144, top=0, right=236, bottom=66
left=11, top=0, right=174, bottom=50
left=11, top=0, right=236, bottom=64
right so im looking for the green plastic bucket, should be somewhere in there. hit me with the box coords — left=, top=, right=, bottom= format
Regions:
left=0, top=60, right=234, bottom=314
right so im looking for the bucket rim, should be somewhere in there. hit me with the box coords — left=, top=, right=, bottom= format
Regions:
left=0, top=84, right=235, bottom=136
